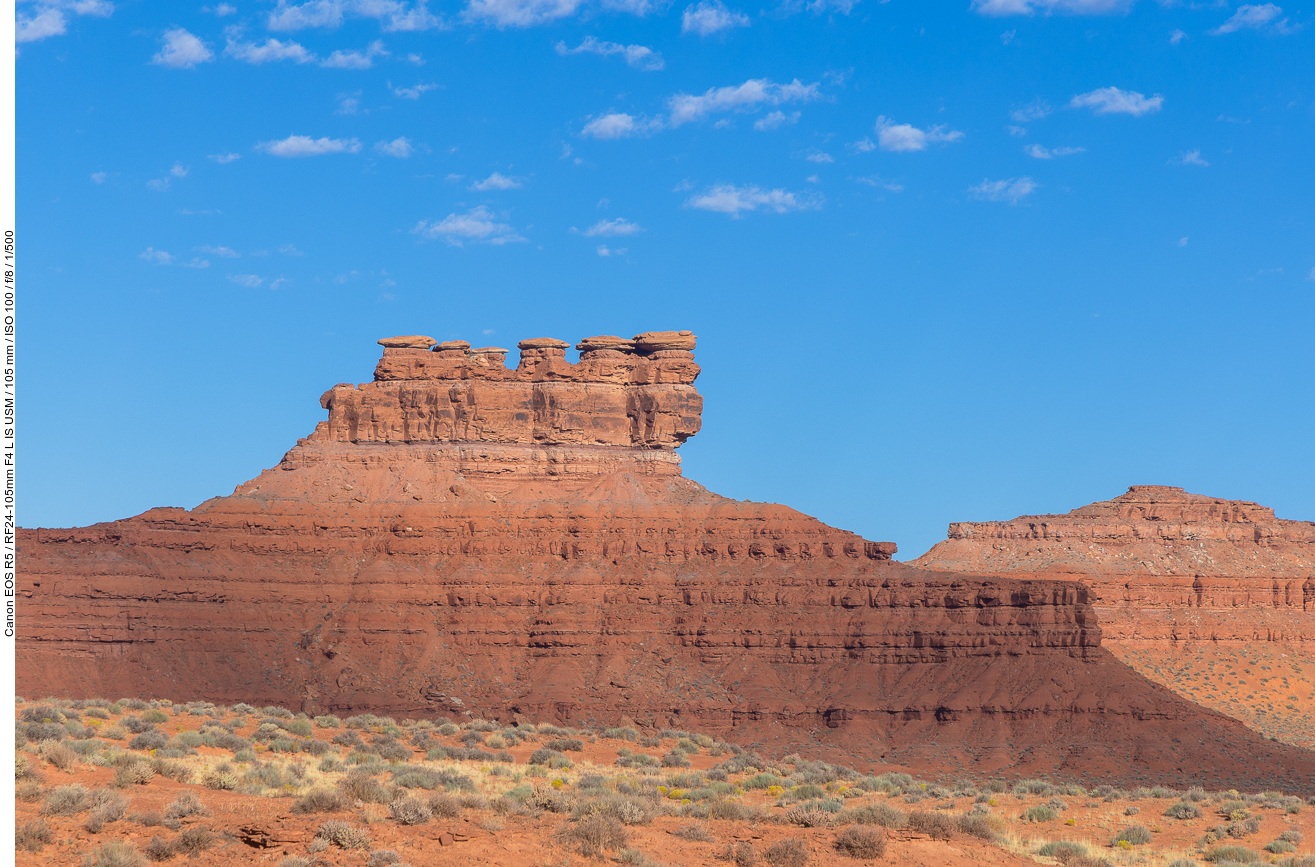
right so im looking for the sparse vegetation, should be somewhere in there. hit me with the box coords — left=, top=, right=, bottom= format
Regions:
left=15, top=695, right=1315, bottom=867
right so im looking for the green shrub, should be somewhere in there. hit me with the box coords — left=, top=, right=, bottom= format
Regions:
left=1022, top=805, right=1057, bottom=823
left=1266, top=841, right=1298, bottom=854
left=1165, top=801, right=1204, bottom=820
left=1112, top=825, right=1153, bottom=847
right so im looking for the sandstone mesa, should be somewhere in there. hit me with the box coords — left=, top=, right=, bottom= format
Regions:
left=18, top=332, right=1315, bottom=790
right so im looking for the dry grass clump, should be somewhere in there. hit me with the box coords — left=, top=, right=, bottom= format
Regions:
left=834, top=827, right=885, bottom=859
left=388, top=794, right=432, bottom=825
left=163, top=792, right=208, bottom=820
left=171, top=827, right=215, bottom=856
left=42, top=783, right=91, bottom=815
left=82, top=840, right=148, bottom=867
left=85, top=791, right=130, bottom=832
left=763, top=838, right=809, bottom=867
left=717, top=841, right=759, bottom=866
left=558, top=814, right=629, bottom=856
left=673, top=821, right=714, bottom=841
left=17, top=818, right=54, bottom=853
left=317, top=818, right=372, bottom=849
left=293, top=788, right=350, bottom=813
left=428, top=792, right=462, bottom=818
left=908, top=809, right=955, bottom=841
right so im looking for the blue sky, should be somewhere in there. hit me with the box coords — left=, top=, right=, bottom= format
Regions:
left=18, top=0, right=1315, bottom=557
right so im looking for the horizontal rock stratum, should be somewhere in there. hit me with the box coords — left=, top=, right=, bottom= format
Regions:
left=19, top=335, right=1315, bottom=789
left=913, top=485, right=1315, bottom=644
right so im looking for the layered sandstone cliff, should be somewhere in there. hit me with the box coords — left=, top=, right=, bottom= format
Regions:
left=19, top=339, right=1315, bottom=789
left=913, top=485, right=1315, bottom=643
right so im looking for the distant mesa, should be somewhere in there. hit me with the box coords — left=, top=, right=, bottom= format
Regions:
left=17, top=333, right=1315, bottom=791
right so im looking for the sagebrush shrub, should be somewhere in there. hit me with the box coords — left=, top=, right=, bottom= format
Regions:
left=143, top=836, right=173, bottom=862
left=83, top=840, right=147, bottom=867
left=171, top=827, right=214, bottom=856
left=835, top=827, right=885, bottom=859
left=293, top=788, right=349, bottom=814
left=908, top=810, right=954, bottom=841
left=559, top=815, right=628, bottom=856
left=1112, top=825, right=1153, bottom=846
left=17, top=818, right=53, bottom=852
left=1165, top=801, right=1204, bottom=820
left=318, top=819, right=372, bottom=849
left=843, top=802, right=905, bottom=828
left=41, top=783, right=90, bottom=816
left=160, top=792, right=207, bottom=820
left=763, top=838, right=808, bottom=867
left=389, top=794, right=432, bottom=825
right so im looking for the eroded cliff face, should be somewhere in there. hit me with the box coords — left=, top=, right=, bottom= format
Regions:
left=19, top=339, right=1315, bottom=789
left=913, top=485, right=1315, bottom=750
left=913, top=485, right=1315, bottom=643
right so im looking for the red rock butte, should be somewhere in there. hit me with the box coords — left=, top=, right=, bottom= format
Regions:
left=913, top=485, right=1315, bottom=644
left=19, top=334, right=1315, bottom=789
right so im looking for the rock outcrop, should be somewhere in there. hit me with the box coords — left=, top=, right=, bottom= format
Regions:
left=18, top=341, right=1315, bottom=790
left=913, top=485, right=1315, bottom=643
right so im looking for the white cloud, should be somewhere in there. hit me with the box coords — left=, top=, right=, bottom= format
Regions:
left=1178, top=237, right=1189, bottom=247
left=462, top=0, right=585, bottom=27
left=258, top=135, right=363, bottom=157
left=209, top=152, right=241, bottom=163
left=971, top=0, right=1133, bottom=15
left=596, top=244, right=628, bottom=256
left=267, top=0, right=343, bottom=29
left=685, top=184, right=820, bottom=216
left=806, top=152, right=833, bottom=163
left=470, top=171, right=522, bottom=190
left=668, top=78, right=820, bottom=126
left=383, top=2, right=444, bottom=30
left=583, top=218, right=643, bottom=237
left=1010, top=99, right=1051, bottom=122
left=582, top=113, right=656, bottom=139
left=412, top=206, right=526, bottom=246
left=17, top=0, right=114, bottom=43
left=391, top=81, right=438, bottom=99
left=1169, top=29, right=1186, bottom=44
left=17, top=8, right=67, bottom=42
left=1172, top=149, right=1209, bottom=166
left=681, top=0, right=750, bottom=35
left=1211, top=3, right=1290, bottom=35
left=407, top=52, right=425, bottom=64
left=90, top=171, right=107, bottom=183
left=335, top=92, right=362, bottom=114
left=320, top=40, right=388, bottom=69
left=211, top=3, right=238, bottom=14
left=1024, top=143, right=1085, bottom=158
left=152, top=28, right=214, bottom=68
left=140, top=247, right=210, bottom=268
left=374, top=137, right=414, bottom=157
left=855, top=176, right=904, bottom=192
left=754, top=110, right=800, bottom=131
left=198, top=244, right=241, bottom=258
left=848, top=136, right=876, bottom=153
left=229, top=273, right=263, bottom=287
left=1308, top=266, right=1315, bottom=282
left=279, top=244, right=304, bottom=255
left=875, top=116, right=963, bottom=152
left=225, top=37, right=315, bottom=64
left=1069, top=87, right=1163, bottom=116
left=1007, top=125, right=1028, bottom=137
left=969, top=177, right=1038, bottom=204
left=140, top=247, right=173, bottom=264
left=146, top=178, right=171, bottom=192
left=555, top=36, right=664, bottom=71
left=170, top=162, right=189, bottom=178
